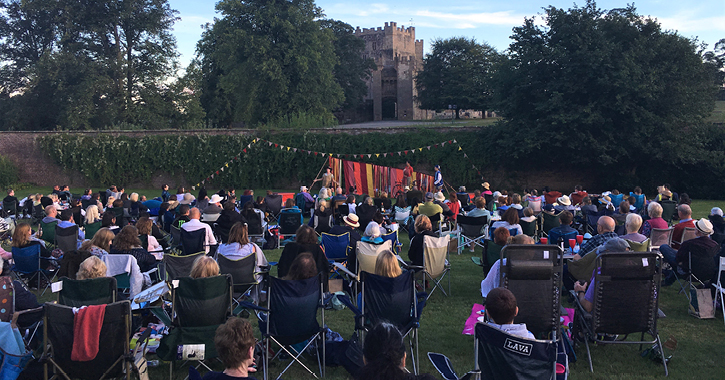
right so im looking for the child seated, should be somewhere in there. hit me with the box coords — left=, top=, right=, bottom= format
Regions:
left=485, top=287, right=535, bottom=340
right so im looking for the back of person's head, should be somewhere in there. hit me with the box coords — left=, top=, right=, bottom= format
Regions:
left=59, top=209, right=73, bottom=221
left=101, top=212, right=116, bottom=228
left=510, top=234, right=534, bottom=244
left=318, top=199, right=327, bottom=211
left=575, top=185, right=583, bottom=192
left=619, top=201, right=630, bottom=214
left=375, top=250, right=402, bottom=278
left=83, top=227, right=114, bottom=252
left=364, top=222, right=382, bottom=239
left=12, top=223, right=32, bottom=247
left=558, top=210, right=573, bottom=225
left=503, top=207, right=519, bottom=225
left=523, top=207, right=533, bottom=218
left=198, top=188, right=208, bottom=199
left=179, top=204, right=190, bottom=215
left=284, top=252, right=318, bottom=281
left=285, top=198, right=295, bottom=208
left=414, top=214, right=432, bottom=233
left=359, top=322, right=407, bottom=380
left=223, top=200, right=236, bottom=212
left=130, top=192, right=139, bottom=202
left=648, top=201, right=663, bottom=218
left=678, top=204, right=692, bottom=218
left=112, top=199, right=124, bottom=208
left=76, top=256, right=107, bottom=280
left=511, top=193, right=521, bottom=204
left=85, top=205, right=100, bottom=223
left=189, top=207, right=201, bottom=220
left=112, top=225, right=141, bottom=251
left=295, top=225, right=318, bottom=245
left=215, top=317, right=255, bottom=371
left=485, top=287, right=518, bottom=324
left=474, top=196, right=486, bottom=209
left=493, top=227, right=511, bottom=246
left=627, top=196, right=636, bottom=206
left=634, top=186, right=642, bottom=194
left=582, top=196, right=592, bottom=205
left=228, top=222, right=250, bottom=245
left=625, top=213, right=643, bottom=233
left=136, top=217, right=153, bottom=235
left=190, top=255, right=219, bottom=278
left=395, top=195, right=407, bottom=208
left=346, top=195, right=355, bottom=204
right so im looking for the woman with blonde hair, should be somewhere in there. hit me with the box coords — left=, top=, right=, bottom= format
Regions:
left=76, top=256, right=107, bottom=280
left=84, top=205, right=102, bottom=224
left=216, top=222, right=268, bottom=282
left=105, top=196, right=116, bottom=210
left=375, top=250, right=402, bottom=278
left=190, top=255, right=219, bottom=278
left=80, top=227, right=115, bottom=257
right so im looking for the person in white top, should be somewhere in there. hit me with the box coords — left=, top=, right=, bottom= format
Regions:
left=216, top=222, right=269, bottom=282
left=181, top=208, right=217, bottom=253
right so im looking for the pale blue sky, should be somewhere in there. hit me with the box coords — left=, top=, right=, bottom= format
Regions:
left=169, top=1, right=724, bottom=69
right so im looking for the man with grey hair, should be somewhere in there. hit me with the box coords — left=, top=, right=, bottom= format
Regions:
left=670, top=204, right=695, bottom=250
left=42, top=205, right=59, bottom=224
left=575, top=216, right=618, bottom=258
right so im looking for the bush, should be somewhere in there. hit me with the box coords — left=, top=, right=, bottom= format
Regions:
left=0, top=155, right=20, bottom=189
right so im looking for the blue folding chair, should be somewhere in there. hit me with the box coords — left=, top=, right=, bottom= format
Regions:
left=322, top=232, right=350, bottom=278
left=548, top=230, right=578, bottom=249
left=11, top=245, right=57, bottom=295
left=381, top=230, right=402, bottom=254
left=180, top=228, right=206, bottom=255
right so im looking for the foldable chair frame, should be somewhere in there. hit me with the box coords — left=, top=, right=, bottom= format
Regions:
left=571, top=251, right=667, bottom=376
left=714, top=257, right=725, bottom=326
left=456, top=215, right=488, bottom=255
left=413, top=235, right=451, bottom=300
left=11, top=245, right=58, bottom=296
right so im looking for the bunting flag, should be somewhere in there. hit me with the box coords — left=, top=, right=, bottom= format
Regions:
left=194, top=136, right=484, bottom=189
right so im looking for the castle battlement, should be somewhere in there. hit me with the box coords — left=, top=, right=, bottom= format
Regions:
left=355, top=22, right=415, bottom=37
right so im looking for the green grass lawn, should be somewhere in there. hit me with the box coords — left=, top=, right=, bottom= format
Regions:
left=26, top=196, right=725, bottom=379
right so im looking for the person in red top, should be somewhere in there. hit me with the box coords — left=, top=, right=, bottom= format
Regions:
left=671, top=204, right=695, bottom=249
left=447, top=192, right=461, bottom=220
left=542, top=186, right=562, bottom=205
left=402, top=162, right=413, bottom=188
left=569, top=185, right=588, bottom=205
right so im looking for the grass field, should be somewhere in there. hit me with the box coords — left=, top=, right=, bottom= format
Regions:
left=23, top=194, right=725, bottom=379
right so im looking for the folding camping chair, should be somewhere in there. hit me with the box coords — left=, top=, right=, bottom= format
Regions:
left=0, top=276, right=43, bottom=351
left=246, top=209, right=267, bottom=244
left=660, top=201, right=678, bottom=225
left=323, top=232, right=351, bottom=277
left=416, top=235, right=451, bottom=300
left=649, top=227, right=673, bottom=250
left=212, top=222, right=231, bottom=244
left=333, top=240, right=395, bottom=302
left=342, top=270, right=423, bottom=375
left=217, top=253, right=263, bottom=312
left=55, top=276, right=117, bottom=307
left=483, top=241, right=504, bottom=270
left=84, top=220, right=102, bottom=240
left=42, top=301, right=143, bottom=380
left=541, top=213, right=561, bottom=238
left=500, top=244, right=564, bottom=340
left=162, top=251, right=206, bottom=281
left=180, top=228, right=206, bottom=255
left=548, top=230, right=577, bottom=250
left=170, top=225, right=182, bottom=247
left=714, top=257, right=725, bottom=326
left=474, top=322, right=559, bottom=380
left=11, top=245, right=57, bottom=295
left=585, top=214, right=600, bottom=236
left=155, top=274, right=233, bottom=379
left=528, top=200, right=542, bottom=215
left=3, top=199, right=17, bottom=219
left=310, top=212, right=333, bottom=235
left=32, top=204, right=45, bottom=224
left=672, top=226, right=697, bottom=247
left=571, top=251, right=667, bottom=376
left=40, top=220, right=57, bottom=244
left=279, top=208, right=303, bottom=244
left=335, top=204, right=350, bottom=225
left=54, top=224, right=79, bottom=253
left=257, top=274, right=326, bottom=380
left=674, top=238, right=719, bottom=302
left=520, top=219, right=537, bottom=238
left=456, top=215, right=488, bottom=255
left=381, top=229, right=402, bottom=254
left=625, top=238, right=650, bottom=252
left=102, top=254, right=145, bottom=298
left=264, top=194, right=284, bottom=221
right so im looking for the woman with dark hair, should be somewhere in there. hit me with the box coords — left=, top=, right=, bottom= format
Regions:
left=196, top=188, right=210, bottom=211
left=277, top=225, right=328, bottom=290
left=491, top=207, right=523, bottom=236
left=109, top=225, right=157, bottom=272
left=358, top=322, right=436, bottom=380
left=101, top=212, right=119, bottom=233
left=407, top=215, right=436, bottom=267
left=282, top=252, right=318, bottom=281
left=161, top=184, right=170, bottom=203
left=217, top=201, right=246, bottom=234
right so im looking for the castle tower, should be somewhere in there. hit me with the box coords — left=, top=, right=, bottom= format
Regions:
left=354, top=22, right=428, bottom=121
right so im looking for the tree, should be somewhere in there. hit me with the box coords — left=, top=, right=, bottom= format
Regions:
left=415, top=37, right=500, bottom=117
left=321, top=19, right=376, bottom=110
left=0, top=0, right=181, bottom=130
left=491, top=0, right=720, bottom=170
left=196, top=0, right=343, bottom=127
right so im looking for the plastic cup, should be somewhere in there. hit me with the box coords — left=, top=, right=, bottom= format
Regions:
left=569, top=239, right=576, bottom=249
left=576, top=235, right=584, bottom=244
left=540, top=237, right=548, bottom=244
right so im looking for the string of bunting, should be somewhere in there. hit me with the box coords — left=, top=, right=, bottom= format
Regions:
left=192, top=137, right=483, bottom=189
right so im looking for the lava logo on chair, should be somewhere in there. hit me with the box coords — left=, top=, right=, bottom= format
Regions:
left=504, top=338, right=532, bottom=356
left=177, top=344, right=205, bottom=360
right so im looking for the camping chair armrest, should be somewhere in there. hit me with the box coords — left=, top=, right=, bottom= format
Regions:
left=335, top=293, right=361, bottom=316
left=407, top=264, right=425, bottom=272
left=267, top=262, right=278, bottom=267
left=569, top=290, right=593, bottom=322
left=11, top=307, right=44, bottom=329
left=332, top=262, right=357, bottom=280
left=132, top=328, right=153, bottom=357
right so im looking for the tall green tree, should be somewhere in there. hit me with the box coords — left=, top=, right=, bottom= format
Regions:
left=0, top=0, right=181, bottom=130
left=491, top=1, right=720, bottom=171
left=196, top=0, right=343, bottom=127
left=321, top=19, right=376, bottom=110
left=415, top=37, right=500, bottom=117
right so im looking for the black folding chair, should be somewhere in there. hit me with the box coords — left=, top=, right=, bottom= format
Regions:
left=162, top=251, right=206, bottom=280
left=571, top=251, right=667, bottom=376
left=11, top=245, right=57, bottom=295
left=217, top=254, right=262, bottom=312
left=256, top=273, right=326, bottom=380
left=279, top=208, right=303, bottom=241
left=500, top=244, right=564, bottom=340
left=456, top=215, right=488, bottom=255
left=474, top=323, right=558, bottom=380
left=55, top=224, right=79, bottom=253
left=155, top=275, right=233, bottom=379
left=42, top=301, right=140, bottom=380
left=55, top=276, right=117, bottom=307
left=180, top=228, right=206, bottom=255
left=264, top=194, right=284, bottom=220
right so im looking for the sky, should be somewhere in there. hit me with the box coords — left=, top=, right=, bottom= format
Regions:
left=169, top=0, right=725, bottom=69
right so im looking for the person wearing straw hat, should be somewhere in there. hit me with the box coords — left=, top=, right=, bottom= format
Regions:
left=329, top=213, right=363, bottom=272
left=660, top=218, right=719, bottom=286
left=554, top=195, right=575, bottom=213
left=433, top=191, right=453, bottom=217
